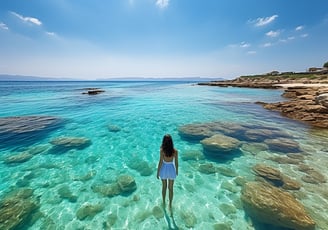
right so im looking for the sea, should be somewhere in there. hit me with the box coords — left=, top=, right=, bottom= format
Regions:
left=0, top=81, right=327, bottom=230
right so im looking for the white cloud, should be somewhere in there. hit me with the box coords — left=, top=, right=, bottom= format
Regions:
left=247, top=51, right=256, bottom=55
left=156, top=0, right=169, bottom=9
left=262, top=42, right=273, bottom=47
left=295, top=25, right=304, bottom=31
left=250, top=15, right=278, bottom=27
left=288, top=36, right=295, bottom=40
left=11, top=11, right=42, bottom=26
left=240, top=42, right=250, bottom=48
left=301, top=33, right=308, bottom=38
left=0, top=22, right=9, bottom=30
left=266, top=30, right=280, bottom=37
left=46, top=32, right=56, bottom=36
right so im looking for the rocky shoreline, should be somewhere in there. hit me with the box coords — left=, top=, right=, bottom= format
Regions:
left=198, top=75, right=328, bottom=128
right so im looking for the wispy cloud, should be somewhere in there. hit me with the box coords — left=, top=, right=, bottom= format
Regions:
left=156, top=0, right=169, bottom=9
left=46, top=32, right=56, bottom=36
left=295, top=25, right=304, bottom=31
left=247, top=50, right=256, bottom=55
left=11, top=11, right=42, bottom=26
left=262, top=42, right=273, bottom=47
left=0, top=22, right=9, bottom=30
left=240, top=42, right=250, bottom=48
left=249, top=15, right=278, bottom=27
left=301, top=33, right=309, bottom=38
left=266, top=30, right=280, bottom=37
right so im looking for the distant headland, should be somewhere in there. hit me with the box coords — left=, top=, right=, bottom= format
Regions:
left=198, top=63, right=328, bottom=128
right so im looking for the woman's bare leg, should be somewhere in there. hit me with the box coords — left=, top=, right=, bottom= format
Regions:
left=168, top=180, right=174, bottom=212
left=161, top=179, right=167, bottom=206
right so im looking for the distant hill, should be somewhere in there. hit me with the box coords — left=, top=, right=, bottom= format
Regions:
left=0, top=75, right=77, bottom=81
left=0, top=75, right=225, bottom=82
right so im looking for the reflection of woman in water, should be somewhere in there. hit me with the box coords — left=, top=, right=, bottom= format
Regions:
left=157, top=134, right=178, bottom=212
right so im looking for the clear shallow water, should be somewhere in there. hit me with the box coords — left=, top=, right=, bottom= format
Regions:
left=0, top=81, right=327, bottom=229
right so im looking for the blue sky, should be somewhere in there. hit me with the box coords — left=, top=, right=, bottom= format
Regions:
left=0, top=0, right=328, bottom=79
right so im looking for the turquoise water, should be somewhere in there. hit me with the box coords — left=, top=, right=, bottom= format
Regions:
left=0, top=81, right=327, bottom=229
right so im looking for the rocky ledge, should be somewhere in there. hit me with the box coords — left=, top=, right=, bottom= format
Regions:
left=199, top=75, right=328, bottom=128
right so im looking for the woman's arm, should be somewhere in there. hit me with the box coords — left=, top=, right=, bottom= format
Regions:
left=175, top=150, right=179, bottom=176
left=157, top=149, right=164, bottom=179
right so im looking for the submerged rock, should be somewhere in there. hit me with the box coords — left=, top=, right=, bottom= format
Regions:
left=107, top=125, right=121, bottom=132
left=264, top=137, right=301, bottom=153
left=198, top=163, right=217, bottom=174
left=57, top=185, right=77, bottom=202
left=4, top=152, right=33, bottom=164
left=253, top=164, right=301, bottom=190
left=0, top=115, right=62, bottom=147
left=180, top=210, right=197, bottom=228
left=241, top=182, right=315, bottom=230
left=201, top=134, right=241, bottom=157
left=92, top=174, right=137, bottom=197
left=127, top=159, right=153, bottom=176
left=181, top=150, right=205, bottom=161
left=0, top=188, right=40, bottom=230
left=301, top=169, right=326, bottom=184
left=50, top=136, right=91, bottom=149
left=76, top=203, right=104, bottom=220
left=117, top=174, right=137, bottom=193
left=178, top=123, right=214, bottom=140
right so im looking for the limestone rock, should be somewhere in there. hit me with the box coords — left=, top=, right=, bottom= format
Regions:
left=76, top=203, right=104, bottom=220
left=253, top=164, right=301, bottom=190
left=4, top=152, right=33, bottom=164
left=128, top=159, right=153, bottom=176
left=0, top=115, right=62, bottom=147
left=181, top=150, right=205, bottom=161
left=117, top=174, right=137, bottom=193
left=57, top=185, right=77, bottom=202
left=198, top=163, right=217, bottom=174
left=92, top=183, right=121, bottom=197
left=315, top=93, right=328, bottom=108
left=50, top=136, right=91, bottom=150
left=152, top=206, right=164, bottom=219
left=264, top=138, right=301, bottom=153
left=178, top=123, right=214, bottom=140
left=107, top=125, right=121, bottom=132
left=241, top=182, right=315, bottom=230
left=0, top=188, right=39, bottom=230
left=201, top=134, right=241, bottom=155
left=180, top=211, right=197, bottom=228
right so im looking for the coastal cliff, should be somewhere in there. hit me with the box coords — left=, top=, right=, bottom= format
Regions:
left=199, top=73, right=328, bottom=128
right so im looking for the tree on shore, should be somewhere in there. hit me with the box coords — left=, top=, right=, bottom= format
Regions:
left=324, top=61, right=328, bottom=68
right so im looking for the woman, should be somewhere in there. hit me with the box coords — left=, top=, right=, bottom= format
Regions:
left=157, top=134, right=178, bottom=212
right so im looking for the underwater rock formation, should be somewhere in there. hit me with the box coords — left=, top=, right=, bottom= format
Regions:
left=253, top=164, right=301, bottom=190
left=200, top=134, right=241, bottom=156
left=264, top=138, right=301, bottom=153
left=92, top=174, right=137, bottom=197
left=50, top=136, right=91, bottom=149
left=4, top=152, right=33, bottom=164
left=76, top=203, right=104, bottom=220
left=0, top=188, right=40, bottom=229
left=241, top=182, right=315, bottom=230
left=0, top=115, right=62, bottom=147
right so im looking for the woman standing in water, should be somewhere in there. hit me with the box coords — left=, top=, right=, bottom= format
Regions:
left=157, top=134, right=178, bottom=212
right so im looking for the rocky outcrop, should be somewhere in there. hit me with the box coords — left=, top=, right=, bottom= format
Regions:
left=81, top=88, right=105, bottom=95
left=241, top=182, right=315, bottom=230
left=199, top=76, right=328, bottom=128
left=260, top=86, right=328, bottom=128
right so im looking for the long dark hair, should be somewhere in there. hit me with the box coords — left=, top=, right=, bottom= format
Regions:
left=161, top=134, right=174, bottom=157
